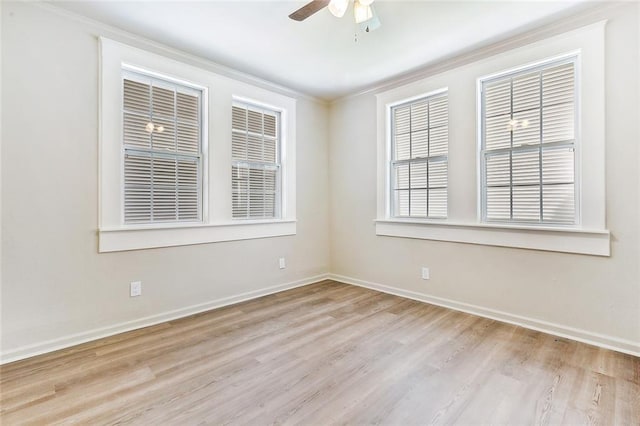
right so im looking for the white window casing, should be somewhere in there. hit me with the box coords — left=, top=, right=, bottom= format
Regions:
left=231, top=102, right=282, bottom=220
left=99, top=38, right=296, bottom=252
left=479, top=54, right=578, bottom=226
left=375, top=21, right=609, bottom=256
left=390, top=91, right=449, bottom=219
left=122, top=69, right=205, bottom=224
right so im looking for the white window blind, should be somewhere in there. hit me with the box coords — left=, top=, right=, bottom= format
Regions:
left=480, top=56, right=577, bottom=224
left=231, top=103, right=280, bottom=219
left=391, top=92, right=448, bottom=218
left=122, top=71, right=203, bottom=224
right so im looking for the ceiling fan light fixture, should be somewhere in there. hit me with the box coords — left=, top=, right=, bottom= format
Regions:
left=328, top=0, right=349, bottom=18
left=354, top=0, right=373, bottom=24
left=359, top=4, right=380, bottom=32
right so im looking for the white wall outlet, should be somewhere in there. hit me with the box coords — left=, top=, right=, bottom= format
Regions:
left=279, top=257, right=286, bottom=269
left=130, top=281, right=142, bottom=297
left=421, top=267, right=430, bottom=280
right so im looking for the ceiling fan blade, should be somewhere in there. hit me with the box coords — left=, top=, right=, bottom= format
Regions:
left=289, top=0, right=331, bottom=21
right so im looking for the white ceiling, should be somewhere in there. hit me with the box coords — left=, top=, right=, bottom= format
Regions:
left=52, top=0, right=593, bottom=101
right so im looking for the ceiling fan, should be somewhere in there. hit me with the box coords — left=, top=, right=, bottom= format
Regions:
left=289, top=0, right=381, bottom=31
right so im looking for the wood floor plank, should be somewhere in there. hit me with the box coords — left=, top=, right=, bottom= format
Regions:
left=1, top=280, right=638, bottom=425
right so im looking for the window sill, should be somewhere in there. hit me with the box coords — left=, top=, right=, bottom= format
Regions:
left=99, top=220, right=297, bottom=252
left=375, top=219, right=610, bottom=256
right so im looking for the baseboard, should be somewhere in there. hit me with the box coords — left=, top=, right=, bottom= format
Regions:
left=4, top=272, right=637, bottom=364
left=329, top=273, right=640, bottom=357
left=0, top=273, right=330, bottom=365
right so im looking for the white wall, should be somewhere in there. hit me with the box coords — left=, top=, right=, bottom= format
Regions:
left=1, top=1, right=639, bottom=362
left=329, top=4, right=640, bottom=352
left=0, top=2, right=330, bottom=360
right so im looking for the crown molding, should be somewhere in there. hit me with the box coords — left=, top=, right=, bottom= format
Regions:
left=331, top=1, right=628, bottom=105
left=23, top=1, right=627, bottom=107
left=31, top=1, right=329, bottom=107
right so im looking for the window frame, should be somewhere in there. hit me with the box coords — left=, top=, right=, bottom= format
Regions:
left=99, top=37, right=297, bottom=252
left=120, top=66, right=208, bottom=226
left=231, top=100, right=283, bottom=220
left=477, top=52, right=581, bottom=227
left=375, top=22, right=609, bottom=256
left=386, top=88, right=449, bottom=221
left=389, top=89, right=449, bottom=219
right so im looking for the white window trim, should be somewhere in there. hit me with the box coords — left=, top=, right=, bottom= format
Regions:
left=99, top=38, right=296, bottom=252
left=375, top=21, right=609, bottom=257
left=477, top=52, right=580, bottom=226
left=121, top=66, right=208, bottom=225
left=375, top=219, right=609, bottom=256
left=99, top=220, right=297, bottom=252
left=231, top=97, right=285, bottom=220
left=388, top=88, right=449, bottom=219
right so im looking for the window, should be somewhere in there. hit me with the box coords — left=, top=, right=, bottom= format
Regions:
left=100, top=38, right=297, bottom=252
left=480, top=56, right=577, bottom=225
left=376, top=23, right=608, bottom=256
left=122, top=69, right=204, bottom=224
left=390, top=92, right=448, bottom=218
left=231, top=103, right=280, bottom=219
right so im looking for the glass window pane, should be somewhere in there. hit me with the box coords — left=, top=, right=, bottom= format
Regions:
left=428, top=161, right=447, bottom=188
left=411, top=130, right=429, bottom=158
left=512, top=150, right=540, bottom=186
left=486, top=187, right=511, bottom=221
left=409, top=162, right=427, bottom=189
left=512, top=185, right=540, bottom=222
left=395, top=164, right=409, bottom=190
left=486, top=153, right=510, bottom=187
left=428, top=189, right=447, bottom=218
left=512, top=109, right=540, bottom=147
left=542, top=147, right=574, bottom=184
left=542, top=183, right=575, bottom=224
left=429, top=126, right=448, bottom=156
left=512, top=71, right=540, bottom=112
left=410, top=189, right=427, bottom=217
left=395, top=190, right=409, bottom=216
left=485, top=114, right=511, bottom=151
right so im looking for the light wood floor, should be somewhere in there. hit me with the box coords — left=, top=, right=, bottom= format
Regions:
left=1, top=280, right=639, bottom=425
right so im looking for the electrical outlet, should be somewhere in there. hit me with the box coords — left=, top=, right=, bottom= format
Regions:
left=421, top=267, right=430, bottom=280
left=130, top=281, right=142, bottom=297
left=279, top=257, right=286, bottom=269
